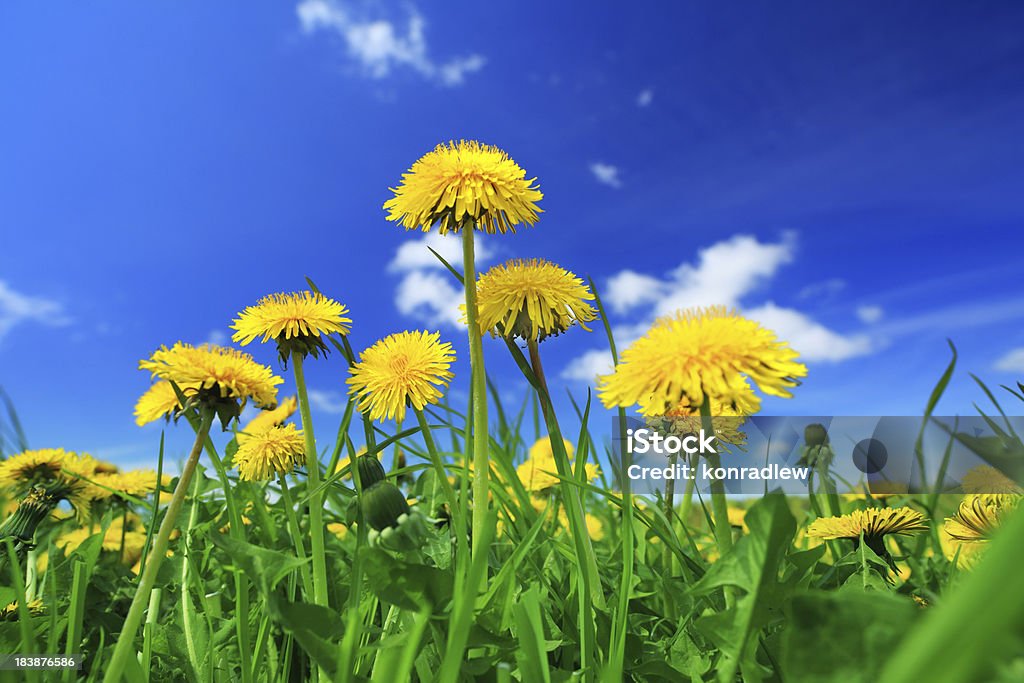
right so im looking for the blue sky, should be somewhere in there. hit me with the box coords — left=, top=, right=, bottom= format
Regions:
left=2, top=1, right=1023, bottom=467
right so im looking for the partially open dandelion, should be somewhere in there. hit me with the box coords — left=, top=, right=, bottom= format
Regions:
left=139, top=343, right=281, bottom=426
left=231, top=291, right=351, bottom=364
left=384, top=140, right=543, bottom=235
left=233, top=424, right=306, bottom=481
left=134, top=380, right=195, bottom=426
left=598, top=306, right=807, bottom=416
left=808, top=507, right=928, bottom=564
left=468, top=259, right=597, bottom=341
left=347, top=330, right=455, bottom=423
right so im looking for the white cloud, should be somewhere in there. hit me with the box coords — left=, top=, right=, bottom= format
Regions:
left=205, top=329, right=229, bottom=346
left=307, top=389, right=348, bottom=414
left=0, top=280, right=70, bottom=342
left=994, top=348, right=1024, bottom=373
left=564, top=233, right=873, bottom=380
left=589, top=162, right=623, bottom=189
left=746, top=302, right=873, bottom=362
left=390, top=233, right=494, bottom=327
left=394, top=270, right=465, bottom=328
left=389, top=232, right=493, bottom=273
left=297, top=0, right=485, bottom=86
left=562, top=349, right=615, bottom=383
left=637, top=89, right=653, bottom=107
left=856, top=305, right=884, bottom=324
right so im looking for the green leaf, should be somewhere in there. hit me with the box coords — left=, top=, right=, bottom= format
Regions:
left=693, top=494, right=797, bottom=683
left=781, top=590, right=917, bottom=683
left=267, top=593, right=343, bottom=679
left=363, top=548, right=453, bottom=613
left=209, top=532, right=308, bottom=594
left=513, top=584, right=552, bottom=683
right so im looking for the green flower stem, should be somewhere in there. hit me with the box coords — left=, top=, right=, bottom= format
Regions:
left=278, top=473, right=314, bottom=599
left=292, top=351, right=329, bottom=601
left=104, top=406, right=214, bottom=683
left=291, top=350, right=330, bottom=682
left=461, top=222, right=491, bottom=579
left=414, top=408, right=467, bottom=556
left=699, top=397, right=735, bottom=610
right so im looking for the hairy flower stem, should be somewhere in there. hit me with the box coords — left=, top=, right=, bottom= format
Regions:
left=278, top=474, right=314, bottom=599
left=291, top=350, right=329, bottom=682
left=104, top=406, right=214, bottom=683
left=461, top=221, right=491, bottom=583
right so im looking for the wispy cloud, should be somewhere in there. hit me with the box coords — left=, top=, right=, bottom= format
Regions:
left=0, top=280, right=70, bottom=342
left=563, top=233, right=873, bottom=382
left=995, top=348, right=1024, bottom=373
left=636, top=88, right=653, bottom=107
left=856, top=305, right=884, bottom=324
left=308, top=389, right=348, bottom=414
left=589, top=162, right=623, bottom=188
left=296, top=0, right=485, bottom=86
left=390, top=233, right=494, bottom=327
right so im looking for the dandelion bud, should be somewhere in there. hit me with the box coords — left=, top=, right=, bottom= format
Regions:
left=361, top=482, right=410, bottom=532
left=356, top=455, right=387, bottom=488
left=805, top=423, right=829, bottom=447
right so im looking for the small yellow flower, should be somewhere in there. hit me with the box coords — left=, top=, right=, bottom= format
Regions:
left=327, top=522, right=349, bottom=540
left=58, top=516, right=148, bottom=565
left=139, top=343, right=281, bottom=416
left=231, top=291, right=351, bottom=362
left=233, top=424, right=306, bottom=481
left=384, top=140, right=543, bottom=235
left=134, top=380, right=196, bottom=426
left=347, top=331, right=456, bottom=423
left=599, top=306, right=807, bottom=416
left=516, top=437, right=598, bottom=493
left=467, top=259, right=597, bottom=341
left=807, top=507, right=928, bottom=541
left=0, top=598, right=45, bottom=621
left=95, top=469, right=170, bottom=499
left=237, top=396, right=298, bottom=445
left=960, top=465, right=1022, bottom=495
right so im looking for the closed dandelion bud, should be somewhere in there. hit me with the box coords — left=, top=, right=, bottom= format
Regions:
left=805, top=423, right=829, bottom=447
left=361, top=482, right=430, bottom=551
left=356, top=455, right=387, bottom=488
left=362, top=482, right=410, bottom=532
left=0, top=488, right=58, bottom=544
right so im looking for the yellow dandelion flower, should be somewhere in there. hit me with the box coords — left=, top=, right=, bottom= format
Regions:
left=237, top=396, right=298, bottom=445
left=466, top=259, right=597, bottom=341
left=384, top=140, right=543, bottom=235
left=516, top=438, right=598, bottom=493
left=95, top=469, right=169, bottom=498
left=233, top=424, right=306, bottom=481
left=327, top=521, right=349, bottom=540
left=529, top=436, right=574, bottom=462
left=598, top=306, right=807, bottom=416
left=942, top=494, right=1020, bottom=567
left=139, top=343, right=281, bottom=414
left=960, top=465, right=1022, bottom=495
left=134, top=380, right=196, bottom=426
left=652, top=395, right=751, bottom=447
left=727, top=506, right=748, bottom=530
left=0, top=448, right=70, bottom=489
left=807, top=507, right=927, bottom=542
left=0, top=598, right=45, bottom=621
left=231, top=291, right=351, bottom=362
left=58, top=516, right=148, bottom=565
left=347, top=330, right=456, bottom=423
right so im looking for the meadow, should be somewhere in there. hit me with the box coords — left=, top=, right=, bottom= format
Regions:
left=1, top=141, right=1023, bottom=682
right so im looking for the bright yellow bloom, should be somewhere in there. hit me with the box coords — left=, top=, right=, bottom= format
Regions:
left=0, top=448, right=69, bottom=488
left=516, top=437, right=598, bottom=493
left=598, top=306, right=807, bottom=416
left=233, top=424, right=306, bottom=481
left=384, top=140, right=543, bottom=235
left=134, top=380, right=196, bottom=426
left=237, top=396, right=298, bottom=445
left=95, top=469, right=170, bottom=498
left=466, top=259, right=597, bottom=341
left=807, top=507, right=928, bottom=541
left=943, top=494, right=1020, bottom=567
left=58, top=516, right=147, bottom=565
left=139, top=343, right=281, bottom=411
left=960, top=465, right=1022, bottom=495
left=347, top=331, right=456, bottom=423
left=230, top=292, right=351, bottom=360
left=327, top=522, right=349, bottom=540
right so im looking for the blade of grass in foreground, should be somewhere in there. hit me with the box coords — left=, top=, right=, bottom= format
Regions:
left=591, top=276, right=635, bottom=683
